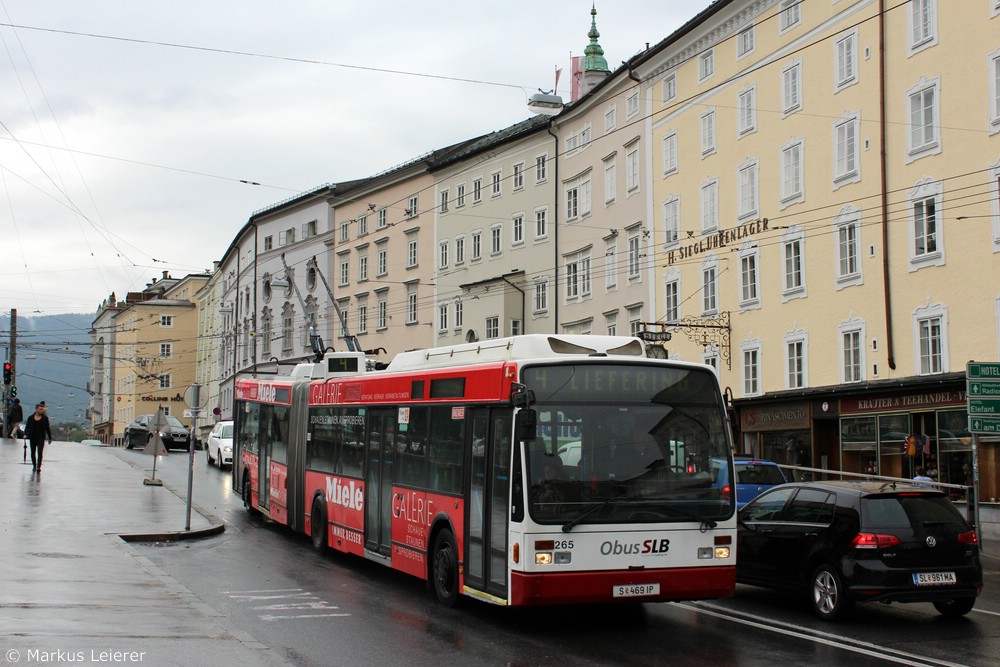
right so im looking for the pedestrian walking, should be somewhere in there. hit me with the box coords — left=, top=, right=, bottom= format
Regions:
left=6, top=398, right=23, bottom=438
left=23, top=403, right=52, bottom=473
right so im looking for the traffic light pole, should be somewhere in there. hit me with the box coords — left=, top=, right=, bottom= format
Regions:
left=3, top=309, right=15, bottom=438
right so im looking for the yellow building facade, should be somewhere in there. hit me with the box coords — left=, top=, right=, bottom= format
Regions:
left=636, top=0, right=999, bottom=499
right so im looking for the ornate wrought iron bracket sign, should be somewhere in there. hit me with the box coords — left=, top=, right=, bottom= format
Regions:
left=640, top=312, right=732, bottom=370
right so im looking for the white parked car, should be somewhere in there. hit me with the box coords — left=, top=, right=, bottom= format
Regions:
left=206, top=420, right=234, bottom=469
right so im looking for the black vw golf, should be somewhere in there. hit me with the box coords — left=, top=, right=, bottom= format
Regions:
left=737, top=481, right=982, bottom=620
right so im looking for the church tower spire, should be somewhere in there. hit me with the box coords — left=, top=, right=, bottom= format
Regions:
left=579, top=4, right=610, bottom=97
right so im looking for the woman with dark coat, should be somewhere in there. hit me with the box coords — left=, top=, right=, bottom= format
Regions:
left=24, top=403, right=52, bottom=473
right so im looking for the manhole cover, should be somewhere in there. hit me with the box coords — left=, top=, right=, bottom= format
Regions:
left=28, top=552, right=85, bottom=559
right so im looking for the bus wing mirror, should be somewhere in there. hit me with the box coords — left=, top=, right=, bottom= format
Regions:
left=516, top=409, right=537, bottom=442
left=511, top=383, right=535, bottom=408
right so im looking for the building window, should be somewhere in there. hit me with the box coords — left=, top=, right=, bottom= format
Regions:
left=628, top=306, right=642, bottom=336
left=406, top=285, right=417, bottom=324
left=738, top=159, right=758, bottom=219
left=513, top=163, right=524, bottom=189
left=512, top=214, right=525, bottom=246
left=302, top=219, right=317, bottom=238
left=786, top=339, right=805, bottom=389
left=605, top=311, right=617, bottom=336
left=991, top=51, right=1000, bottom=130
left=605, top=238, right=617, bottom=289
left=664, top=278, right=679, bottom=322
left=565, top=250, right=591, bottom=300
left=627, top=231, right=641, bottom=280
left=377, top=208, right=387, bottom=229
left=742, top=346, right=760, bottom=396
left=783, top=232, right=805, bottom=296
left=662, top=73, right=676, bottom=103
left=279, top=227, right=295, bottom=246
left=781, top=139, right=804, bottom=205
left=455, top=236, right=465, bottom=265
left=454, top=300, right=463, bottom=329
left=833, top=114, right=859, bottom=185
left=702, top=259, right=718, bottom=314
left=565, top=174, right=591, bottom=221
left=159, top=374, right=171, bottom=390
left=662, top=132, right=678, bottom=175
left=159, top=343, right=172, bottom=358
left=490, top=225, right=503, bottom=256
left=909, top=0, right=936, bottom=51
left=782, top=61, right=801, bottom=114
left=407, top=236, right=418, bottom=267
left=535, top=155, right=547, bottom=183
left=701, top=178, right=719, bottom=232
left=837, top=213, right=860, bottom=282
left=358, top=252, right=368, bottom=282
left=780, top=0, right=801, bottom=31
left=738, top=86, right=756, bottom=135
left=534, top=208, right=548, bottom=239
left=263, top=236, right=273, bottom=251
left=377, top=245, right=387, bottom=276
left=439, top=189, right=449, bottom=213
left=439, top=241, right=449, bottom=269
left=357, top=301, right=367, bottom=334
left=626, top=91, right=639, bottom=117
left=377, top=295, right=387, bottom=330
left=918, top=317, right=943, bottom=374
left=485, top=316, right=499, bottom=340
left=699, top=49, right=714, bottom=81
left=604, top=106, right=616, bottom=132
left=491, top=170, right=502, bottom=197
left=260, top=311, right=272, bottom=355
left=626, top=145, right=639, bottom=192
left=160, top=315, right=173, bottom=328
left=604, top=157, right=617, bottom=204
left=842, top=329, right=863, bottom=383
left=739, top=244, right=759, bottom=307
left=282, top=306, right=294, bottom=353
left=438, top=303, right=449, bottom=332
left=339, top=220, right=349, bottom=242
left=907, top=79, right=940, bottom=159
left=909, top=178, right=944, bottom=269
left=701, top=109, right=716, bottom=155
left=456, top=184, right=466, bottom=208
left=472, top=178, right=482, bottom=204
left=663, top=196, right=680, bottom=245
left=339, top=257, right=349, bottom=286
left=358, top=214, right=368, bottom=236
left=471, top=231, right=482, bottom=261
left=737, top=26, right=754, bottom=58
left=533, top=278, right=548, bottom=313
left=836, top=32, right=857, bottom=89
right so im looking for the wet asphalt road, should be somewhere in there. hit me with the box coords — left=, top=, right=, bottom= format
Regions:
left=2, top=441, right=999, bottom=666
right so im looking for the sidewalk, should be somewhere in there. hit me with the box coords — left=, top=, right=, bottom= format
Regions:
left=0, top=438, right=286, bottom=666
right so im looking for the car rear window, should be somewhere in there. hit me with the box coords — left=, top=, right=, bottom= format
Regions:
left=735, top=463, right=786, bottom=485
left=862, top=494, right=967, bottom=530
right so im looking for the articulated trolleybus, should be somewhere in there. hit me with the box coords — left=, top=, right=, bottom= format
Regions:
left=234, top=334, right=736, bottom=606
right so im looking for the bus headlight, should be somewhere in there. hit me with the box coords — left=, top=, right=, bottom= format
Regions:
left=715, top=546, right=731, bottom=559
left=535, top=552, right=553, bottom=565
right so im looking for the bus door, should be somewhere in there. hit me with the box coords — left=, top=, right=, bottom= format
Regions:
left=365, top=408, right=396, bottom=556
left=258, top=409, right=273, bottom=512
left=465, top=408, right=513, bottom=598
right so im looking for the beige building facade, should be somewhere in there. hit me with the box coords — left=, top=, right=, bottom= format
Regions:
left=633, top=0, right=1000, bottom=499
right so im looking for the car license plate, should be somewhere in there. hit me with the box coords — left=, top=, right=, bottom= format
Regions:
left=913, top=572, right=956, bottom=586
left=613, top=583, right=660, bottom=598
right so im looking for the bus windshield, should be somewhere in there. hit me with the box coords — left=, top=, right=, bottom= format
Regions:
left=521, top=363, right=732, bottom=527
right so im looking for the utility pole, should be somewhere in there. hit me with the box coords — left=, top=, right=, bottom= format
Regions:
left=3, top=309, right=15, bottom=437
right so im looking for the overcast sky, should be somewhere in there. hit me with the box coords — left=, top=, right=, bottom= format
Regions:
left=0, top=1, right=693, bottom=317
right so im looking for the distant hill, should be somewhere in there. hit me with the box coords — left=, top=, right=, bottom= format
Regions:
left=1, top=312, right=93, bottom=426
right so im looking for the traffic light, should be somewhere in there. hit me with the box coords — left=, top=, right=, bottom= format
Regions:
left=2, top=362, right=11, bottom=385
left=9, top=386, right=15, bottom=397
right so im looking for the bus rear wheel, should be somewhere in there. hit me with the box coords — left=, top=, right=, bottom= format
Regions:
left=311, top=499, right=328, bottom=553
left=431, top=528, right=459, bottom=607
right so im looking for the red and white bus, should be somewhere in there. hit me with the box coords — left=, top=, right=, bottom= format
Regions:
left=234, top=334, right=736, bottom=606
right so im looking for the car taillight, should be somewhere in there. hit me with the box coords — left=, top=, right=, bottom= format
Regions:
left=850, top=533, right=901, bottom=549
left=958, top=531, right=979, bottom=545
left=721, top=485, right=731, bottom=502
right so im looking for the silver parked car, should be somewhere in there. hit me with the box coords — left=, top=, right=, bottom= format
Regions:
left=206, top=420, right=234, bottom=469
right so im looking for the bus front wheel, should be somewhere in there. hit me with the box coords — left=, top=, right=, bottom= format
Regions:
left=431, top=528, right=459, bottom=607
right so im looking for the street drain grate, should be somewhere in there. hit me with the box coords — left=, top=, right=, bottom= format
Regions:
left=28, top=552, right=86, bottom=559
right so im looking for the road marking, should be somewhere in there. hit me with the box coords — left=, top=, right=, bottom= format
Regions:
left=681, top=602, right=968, bottom=667
left=972, top=607, right=1000, bottom=617
left=224, top=587, right=351, bottom=620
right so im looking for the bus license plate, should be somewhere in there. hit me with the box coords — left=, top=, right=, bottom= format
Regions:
left=913, top=572, right=956, bottom=586
left=613, top=583, right=660, bottom=598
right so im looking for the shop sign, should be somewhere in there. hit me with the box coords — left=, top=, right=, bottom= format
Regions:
left=741, top=402, right=810, bottom=431
left=841, top=390, right=966, bottom=414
